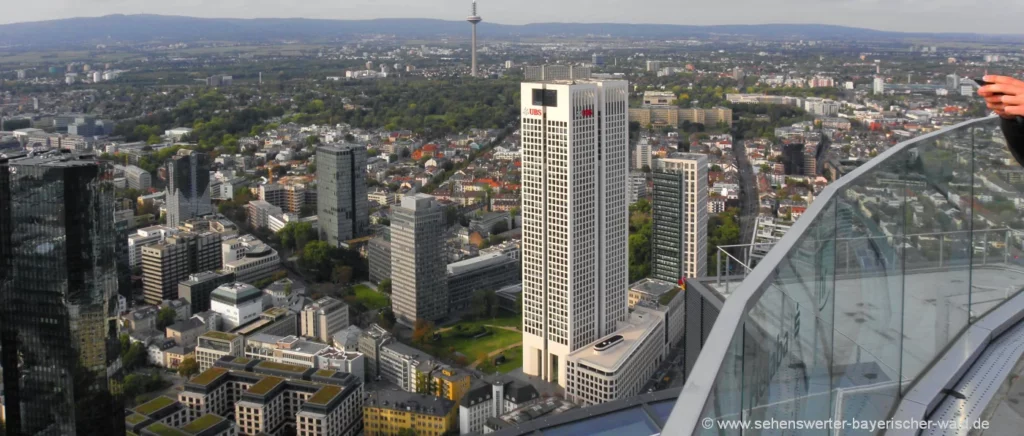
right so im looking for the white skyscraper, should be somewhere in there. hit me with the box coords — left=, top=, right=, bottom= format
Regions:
left=655, top=154, right=709, bottom=280
left=873, top=77, right=885, bottom=95
left=166, top=149, right=212, bottom=227
left=635, top=137, right=652, bottom=170
left=520, top=78, right=629, bottom=387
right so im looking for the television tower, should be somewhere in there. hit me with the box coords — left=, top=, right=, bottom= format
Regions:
left=467, top=0, right=482, bottom=77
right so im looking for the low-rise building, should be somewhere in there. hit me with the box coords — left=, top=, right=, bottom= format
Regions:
left=363, top=390, right=457, bottom=436
left=247, top=200, right=283, bottom=230
left=179, top=271, right=237, bottom=315
left=263, top=278, right=304, bottom=308
left=167, top=317, right=211, bottom=348
left=414, top=363, right=472, bottom=404
left=178, top=357, right=363, bottom=436
left=195, top=331, right=245, bottom=371
left=358, top=324, right=392, bottom=380
left=210, top=283, right=264, bottom=331
left=564, top=306, right=667, bottom=406
left=446, top=252, right=520, bottom=313
left=378, top=341, right=431, bottom=392
left=627, top=278, right=679, bottom=309
left=221, top=238, right=280, bottom=285
left=233, top=307, right=298, bottom=338
left=458, top=376, right=541, bottom=435
left=301, top=297, right=350, bottom=343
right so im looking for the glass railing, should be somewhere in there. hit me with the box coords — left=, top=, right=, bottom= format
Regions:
left=668, top=116, right=1024, bottom=434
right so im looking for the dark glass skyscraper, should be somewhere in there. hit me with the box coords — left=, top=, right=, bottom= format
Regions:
left=652, top=171, right=686, bottom=283
left=0, top=152, right=124, bottom=435
left=166, top=149, right=212, bottom=227
left=316, top=144, right=368, bottom=247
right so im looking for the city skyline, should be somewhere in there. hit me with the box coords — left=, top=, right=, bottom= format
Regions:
left=0, top=1, right=1022, bottom=34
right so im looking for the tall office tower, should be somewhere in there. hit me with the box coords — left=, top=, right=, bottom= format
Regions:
left=655, top=154, right=708, bottom=280
left=946, top=74, right=961, bottom=90
left=166, top=149, right=212, bottom=227
left=873, top=77, right=885, bottom=95
left=391, top=194, right=447, bottom=326
left=635, top=137, right=652, bottom=170
left=0, top=153, right=125, bottom=435
left=141, top=231, right=222, bottom=305
left=520, top=78, right=629, bottom=386
left=317, top=144, right=368, bottom=247
left=466, top=0, right=482, bottom=77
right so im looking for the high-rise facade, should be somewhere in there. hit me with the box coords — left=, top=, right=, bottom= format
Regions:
left=0, top=153, right=125, bottom=435
left=141, top=231, right=222, bottom=305
left=651, top=171, right=685, bottom=283
left=166, top=149, right=212, bottom=227
left=520, top=79, right=629, bottom=386
left=655, top=154, right=708, bottom=280
left=316, top=144, right=368, bottom=247
left=391, top=194, right=447, bottom=326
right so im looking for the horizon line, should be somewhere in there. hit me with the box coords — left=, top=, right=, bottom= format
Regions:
left=0, top=13, right=1020, bottom=37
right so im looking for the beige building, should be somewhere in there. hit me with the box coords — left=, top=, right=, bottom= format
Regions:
left=142, top=231, right=222, bottom=305
left=179, top=357, right=363, bottom=436
left=301, top=297, right=350, bottom=342
left=629, top=106, right=733, bottom=128
left=195, top=331, right=244, bottom=371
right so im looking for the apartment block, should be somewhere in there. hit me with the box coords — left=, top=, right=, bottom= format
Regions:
left=363, top=390, right=456, bottom=436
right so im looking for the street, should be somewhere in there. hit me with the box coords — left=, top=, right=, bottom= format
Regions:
left=733, top=139, right=758, bottom=250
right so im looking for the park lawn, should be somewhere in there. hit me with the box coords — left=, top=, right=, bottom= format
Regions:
left=352, top=284, right=389, bottom=310
left=457, top=314, right=522, bottom=330
left=438, top=327, right=521, bottom=362
left=477, top=346, right=523, bottom=374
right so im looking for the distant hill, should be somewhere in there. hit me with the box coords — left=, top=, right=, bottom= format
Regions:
left=0, top=14, right=1020, bottom=47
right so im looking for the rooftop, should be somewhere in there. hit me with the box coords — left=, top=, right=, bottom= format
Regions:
left=364, top=390, right=455, bottom=417
left=629, top=278, right=678, bottom=298
left=142, top=422, right=188, bottom=436
left=247, top=376, right=285, bottom=396
left=179, top=414, right=227, bottom=434
left=256, top=360, right=310, bottom=375
left=189, top=367, right=230, bottom=387
left=566, top=306, right=662, bottom=373
left=210, top=282, right=262, bottom=305
left=134, top=396, right=177, bottom=416
left=199, top=331, right=239, bottom=342
left=447, top=252, right=515, bottom=276
left=306, top=385, right=343, bottom=406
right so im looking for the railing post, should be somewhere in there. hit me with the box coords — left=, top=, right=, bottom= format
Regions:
left=1006, top=231, right=1010, bottom=265
left=845, top=239, right=850, bottom=274
left=939, top=234, right=944, bottom=268
left=717, top=249, right=722, bottom=286
left=983, top=231, right=989, bottom=265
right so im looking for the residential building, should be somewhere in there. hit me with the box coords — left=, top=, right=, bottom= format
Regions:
left=379, top=341, right=431, bottom=392
left=124, top=164, right=153, bottom=191
left=363, top=390, right=457, bottom=436
left=167, top=149, right=212, bottom=227
left=458, top=377, right=541, bottom=435
left=167, top=317, right=211, bottom=348
left=317, top=144, right=369, bottom=247
left=629, top=171, right=647, bottom=203
left=446, top=252, right=521, bottom=313
left=129, top=225, right=179, bottom=268
left=210, top=282, right=264, bottom=330
left=565, top=306, right=667, bottom=406
left=654, top=153, right=708, bottom=280
left=873, top=76, right=885, bottom=95
left=635, top=137, right=652, bottom=170
left=179, top=271, right=237, bottom=314
left=413, top=363, right=473, bottom=403
left=142, top=231, right=223, bottom=305
left=368, top=233, right=392, bottom=284
left=0, top=153, right=125, bottom=435
left=520, top=78, right=630, bottom=387
left=179, top=357, right=363, bottom=436
left=391, top=194, right=447, bottom=326
left=195, top=331, right=245, bottom=371
left=803, top=97, right=841, bottom=117
left=247, top=200, right=283, bottom=229
left=301, top=296, right=350, bottom=343
left=358, top=324, right=392, bottom=380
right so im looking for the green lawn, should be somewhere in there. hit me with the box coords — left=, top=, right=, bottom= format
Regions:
left=352, top=284, right=389, bottom=310
left=433, top=326, right=521, bottom=362
left=455, top=314, right=522, bottom=330
left=477, top=346, right=523, bottom=374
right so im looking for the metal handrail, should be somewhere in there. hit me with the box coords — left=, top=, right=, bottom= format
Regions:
left=665, top=116, right=1004, bottom=434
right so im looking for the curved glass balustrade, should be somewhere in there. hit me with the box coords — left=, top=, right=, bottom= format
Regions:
left=667, top=116, right=1024, bottom=434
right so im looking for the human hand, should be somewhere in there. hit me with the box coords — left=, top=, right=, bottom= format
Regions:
left=979, top=75, right=1024, bottom=118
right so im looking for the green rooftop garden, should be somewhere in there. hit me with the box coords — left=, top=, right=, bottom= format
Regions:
left=306, top=385, right=343, bottom=405
left=232, top=356, right=252, bottom=364
left=658, top=288, right=681, bottom=306
left=189, top=367, right=229, bottom=386
left=180, top=414, right=225, bottom=433
left=256, top=360, right=309, bottom=374
left=201, top=331, right=239, bottom=341
left=125, top=413, right=149, bottom=425
left=247, top=376, right=285, bottom=395
left=314, top=369, right=336, bottom=378
left=143, top=422, right=189, bottom=436
left=134, top=396, right=177, bottom=416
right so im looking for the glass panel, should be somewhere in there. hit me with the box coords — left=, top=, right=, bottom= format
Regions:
left=968, top=121, right=1024, bottom=319
left=832, top=137, right=909, bottom=416
left=695, top=324, right=744, bottom=436
left=544, top=407, right=658, bottom=436
left=896, top=125, right=974, bottom=388
left=742, top=199, right=836, bottom=434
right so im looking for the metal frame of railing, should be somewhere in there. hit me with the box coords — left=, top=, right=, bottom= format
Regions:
left=665, top=116, right=1006, bottom=434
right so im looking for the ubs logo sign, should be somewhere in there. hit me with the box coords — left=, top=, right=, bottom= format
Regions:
left=524, top=108, right=543, bottom=117
left=578, top=108, right=594, bottom=117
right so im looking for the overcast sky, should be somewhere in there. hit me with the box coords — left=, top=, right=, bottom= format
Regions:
left=2, top=0, right=1021, bottom=34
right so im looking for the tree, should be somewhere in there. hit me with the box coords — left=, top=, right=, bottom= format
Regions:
left=378, top=278, right=392, bottom=294
left=400, top=147, right=411, bottom=159
left=156, top=306, right=177, bottom=330
left=178, top=357, right=200, bottom=378
left=378, top=307, right=397, bottom=330
left=412, top=319, right=435, bottom=345
left=301, top=241, right=333, bottom=280
left=123, top=341, right=146, bottom=370
left=120, top=333, right=131, bottom=355
left=345, top=133, right=356, bottom=142
left=641, top=164, right=652, bottom=173
left=332, top=265, right=354, bottom=286
left=305, top=135, right=321, bottom=146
